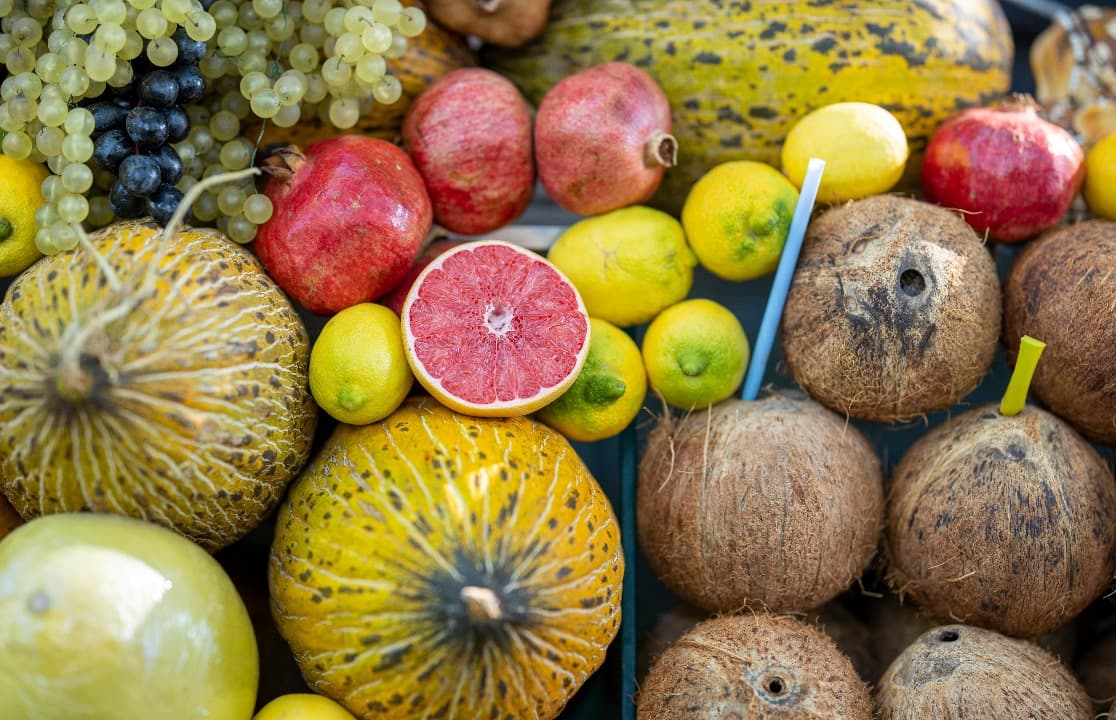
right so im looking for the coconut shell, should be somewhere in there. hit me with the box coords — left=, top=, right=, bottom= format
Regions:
left=886, top=402, right=1116, bottom=638
left=780, top=195, right=1001, bottom=422
left=1003, top=219, right=1116, bottom=445
left=637, top=391, right=884, bottom=614
left=1076, top=628, right=1116, bottom=713
left=638, top=614, right=873, bottom=719
left=876, top=624, right=1093, bottom=719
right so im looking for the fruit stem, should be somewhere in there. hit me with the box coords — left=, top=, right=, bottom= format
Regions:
left=54, top=350, right=105, bottom=404
left=0, top=217, right=11, bottom=243
left=160, top=166, right=262, bottom=244
left=997, top=92, right=1042, bottom=114
left=461, top=585, right=502, bottom=621
left=1000, top=335, right=1046, bottom=416
left=474, top=0, right=501, bottom=12
left=644, top=131, right=678, bottom=168
left=260, top=145, right=307, bottom=184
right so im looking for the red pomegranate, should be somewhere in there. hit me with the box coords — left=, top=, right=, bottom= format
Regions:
left=402, top=68, right=535, bottom=235
left=255, top=136, right=432, bottom=315
left=921, top=95, right=1085, bottom=243
left=534, top=61, right=676, bottom=215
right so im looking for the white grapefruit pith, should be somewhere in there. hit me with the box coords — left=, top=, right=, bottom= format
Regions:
left=401, top=240, right=591, bottom=417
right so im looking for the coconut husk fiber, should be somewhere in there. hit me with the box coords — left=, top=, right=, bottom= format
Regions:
left=780, top=195, right=1000, bottom=422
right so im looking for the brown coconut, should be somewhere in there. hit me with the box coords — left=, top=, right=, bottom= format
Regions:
left=876, top=624, right=1093, bottom=719
left=886, top=402, right=1116, bottom=638
left=1003, top=219, right=1116, bottom=445
left=637, top=390, right=884, bottom=615
left=638, top=614, right=872, bottom=719
left=780, top=195, right=1001, bottom=422
left=1076, top=628, right=1116, bottom=713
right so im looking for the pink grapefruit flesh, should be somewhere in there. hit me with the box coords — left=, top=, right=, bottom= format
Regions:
left=401, top=240, right=590, bottom=417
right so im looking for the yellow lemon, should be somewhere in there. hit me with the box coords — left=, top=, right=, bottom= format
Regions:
left=309, top=302, right=413, bottom=425
left=253, top=694, right=358, bottom=720
left=547, top=206, right=696, bottom=327
left=1084, top=133, right=1116, bottom=221
left=535, top=317, right=647, bottom=442
left=681, top=161, right=798, bottom=282
left=782, top=101, right=909, bottom=203
left=641, top=298, right=749, bottom=411
left=0, top=155, right=48, bottom=277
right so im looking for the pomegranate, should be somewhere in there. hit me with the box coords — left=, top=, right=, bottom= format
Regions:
left=402, top=68, right=535, bottom=236
left=534, top=61, right=676, bottom=215
left=921, top=95, right=1085, bottom=243
left=255, top=136, right=432, bottom=315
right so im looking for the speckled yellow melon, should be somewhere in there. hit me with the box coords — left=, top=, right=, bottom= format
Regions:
left=269, top=397, right=623, bottom=720
left=0, top=220, right=318, bottom=552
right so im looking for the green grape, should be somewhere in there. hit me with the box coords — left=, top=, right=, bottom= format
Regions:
left=210, top=0, right=237, bottom=27
left=252, top=0, right=282, bottom=20
left=237, top=2, right=262, bottom=29
left=264, top=15, right=294, bottom=42
left=3, top=131, right=33, bottom=159
left=64, top=107, right=96, bottom=136
left=127, top=0, right=157, bottom=9
left=94, top=0, right=127, bottom=25
left=63, top=38, right=88, bottom=66
left=218, top=138, right=253, bottom=169
left=108, top=59, right=133, bottom=87
left=7, top=46, right=37, bottom=74
left=65, top=5, right=98, bottom=34
left=12, top=71, right=43, bottom=98
left=87, top=194, right=114, bottom=226
left=192, top=191, right=219, bottom=222
left=35, top=228, right=59, bottom=255
left=87, top=79, right=108, bottom=97
left=35, top=126, right=65, bottom=156
left=61, top=162, right=94, bottom=193
left=209, top=110, right=240, bottom=141
left=304, top=72, right=327, bottom=103
left=35, top=52, right=65, bottom=83
left=323, top=7, right=346, bottom=35
left=220, top=90, right=251, bottom=118
left=184, top=12, right=217, bottom=41
left=289, top=42, right=318, bottom=72
left=397, top=6, right=425, bottom=38
left=239, top=71, right=269, bottom=98
left=147, top=36, right=178, bottom=66
left=62, top=134, right=94, bottom=163
left=189, top=126, right=214, bottom=154
left=243, top=193, right=273, bottom=224
left=384, top=31, right=406, bottom=59
left=320, top=56, right=351, bottom=89
left=54, top=222, right=80, bottom=252
left=47, top=147, right=70, bottom=174
left=35, top=201, right=60, bottom=228
left=217, top=25, right=246, bottom=55
left=161, top=0, right=191, bottom=24
left=187, top=104, right=209, bottom=126
left=57, top=193, right=90, bottom=223
left=28, top=0, right=53, bottom=20
left=176, top=175, right=197, bottom=194
left=0, top=77, right=16, bottom=101
left=226, top=214, right=257, bottom=244
left=8, top=93, right=37, bottom=122
left=371, top=0, right=401, bottom=26
left=41, top=174, right=64, bottom=203
left=328, top=97, right=359, bottom=129
left=94, top=22, right=127, bottom=52
left=249, top=88, right=281, bottom=119
left=246, top=29, right=270, bottom=55
left=217, top=185, right=247, bottom=216
left=174, top=141, right=196, bottom=165
left=236, top=52, right=267, bottom=75
left=59, top=65, right=91, bottom=97
left=274, top=71, right=306, bottom=106
left=343, top=5, right=372, bottom=33
left=0, top=36, right=11, bottom=59
left=0, top=0, right=13, bottom=15
left=355, top=52, right=384, bottom=84
left=120, top=29, right=144, bottom=59
left=372, top=74, right=401, bottom=105
left=301, top=0, right=329, bottom=23
left=299, top=22, right=325, bottom=48
left=334, top=32, right=362, bottom=63
left=37, top=96, right=68, bottom=127
left=198, top=53, right=228, bottom=79
left=12, top=17, right=43, bottom=47
left=136, top=7, right=167, bottom=38
left=85, top=43, right=118, bottom=81
left=0, top=106, right=20, bottom=133
left=271, top=102, right=300, bottom=127
left=93, top=167, right=116, bottom=190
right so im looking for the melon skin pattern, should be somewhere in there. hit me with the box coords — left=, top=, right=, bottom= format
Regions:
left=485, top=0, right=1013, bottom=214
left=269, top=397, right=623, bottom=720
left=0, top=220, right=318, bottom=552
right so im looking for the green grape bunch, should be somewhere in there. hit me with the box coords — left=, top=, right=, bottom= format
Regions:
left=0, top=0, right=426, bottom=253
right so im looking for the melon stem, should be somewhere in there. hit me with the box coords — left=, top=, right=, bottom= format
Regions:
left=644, top=131, right=678, bottom=168
left=54, top=349, right=98, bottom=403
left=461, top=585, right=503, bottom=621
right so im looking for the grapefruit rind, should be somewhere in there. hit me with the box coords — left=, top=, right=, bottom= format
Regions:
left=401, top=240, right=591, bottom=418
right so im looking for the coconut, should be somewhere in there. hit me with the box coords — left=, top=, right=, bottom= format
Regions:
left=637, top=390, right=884, bottom=614
left=876, top=624, right=1093, bottom=719
left=1003, top=219, right=1116, bottom=445
left=1076, top=628, right=1116, bottom=713
left=638, top=614, right=872, bottom=719
left=886, top=402, right=1116, bottom=638
left=780, top=195, right=1001, bottom=422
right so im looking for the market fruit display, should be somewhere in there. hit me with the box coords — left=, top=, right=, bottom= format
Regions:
left=921, top=95, right=1085, bottom=243
left=401, top=240, right=590, bottom=416
left=0, top=513, right=259, bottom=720
left=638, top=614, right=873, bottom=719
left=780, top=195, right=1001, bottom=423
left=402, top=67, right=535, bottom=235
left=255, top=135, right=433, bottom=315
left=269, top=398, right=623, bottom=720
left=486, top=0, right=1014, bottom=214
left=534, top=61, right=675, bottom=215
left=1003, top=220, right=1116, bottom=446
left=0, top=155, right=48, bottom=276
left=0, top=219, right=317, bottom=551
left=885, top=404, right=1116, bottom=638
left=876, top=625, right=1093, bottom=720
left=638, top=391, right=883, bottom=614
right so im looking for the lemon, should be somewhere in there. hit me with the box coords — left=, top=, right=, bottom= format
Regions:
left=642, top=298, right=749, bottom=411
left=0, top=155, right=48, bottom=277
left=254, top=694, right=358, bottom=720
left=681, top=161, right=798, bottom=282
left=547, top=206, right=697, bottom=327
left=309, top=302, right=413, bottom=425
left=535, top=317, right=647, bottom=442
left=782, top=101, right=909, bottom=203
left=1083, top=133, right=1116, bottom=221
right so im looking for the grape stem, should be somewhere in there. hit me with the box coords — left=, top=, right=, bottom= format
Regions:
left=159, top=166, right=262, bottom=243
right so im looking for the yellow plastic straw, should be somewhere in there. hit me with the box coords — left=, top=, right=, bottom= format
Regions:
left=999, top=335, right=1046, bottom=416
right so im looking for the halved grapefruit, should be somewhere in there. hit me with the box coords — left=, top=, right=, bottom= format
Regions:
left=401, top=240, right=591, bottom=417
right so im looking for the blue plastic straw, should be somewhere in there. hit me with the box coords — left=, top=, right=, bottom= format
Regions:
left=741, top=158, right=826, bottom=401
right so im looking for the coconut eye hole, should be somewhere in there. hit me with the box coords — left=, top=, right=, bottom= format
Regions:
left=936, top=629, right=960, bottom=643
left=899, top=268, right=927, bottom=296
left=765, top=676, right=787, bottom=695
